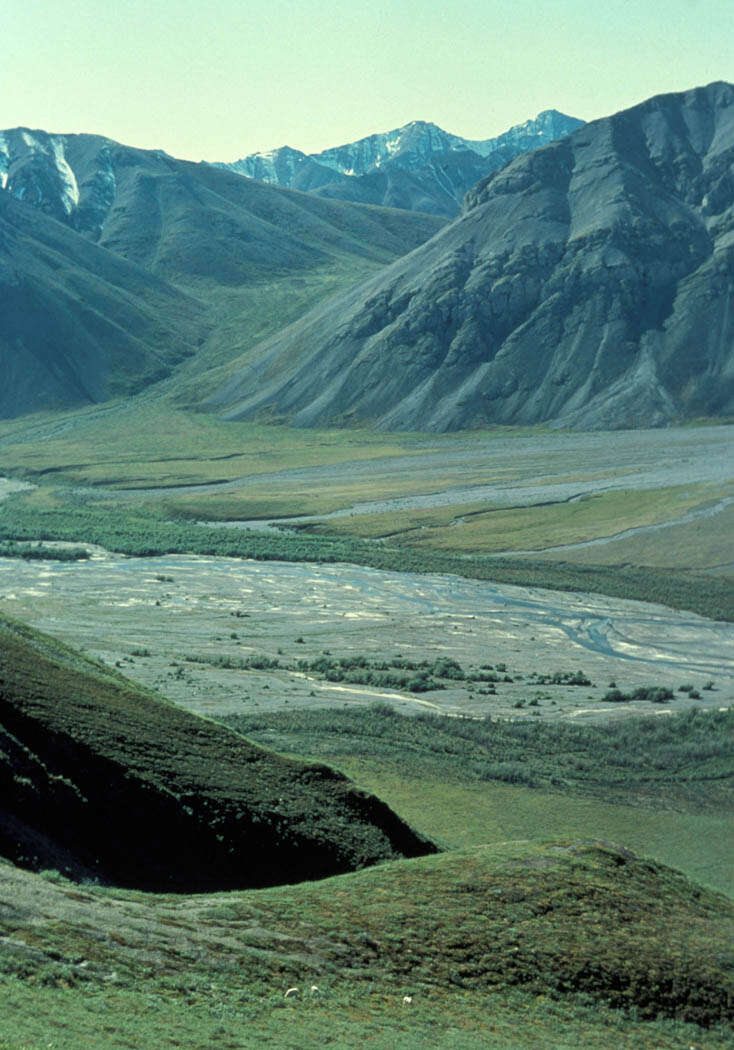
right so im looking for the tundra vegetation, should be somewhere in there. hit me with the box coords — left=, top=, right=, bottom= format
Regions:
left=0, top=614, right=732, bottom=1048
left=0, top=486, right=731, bottom=621
left=1, top=84, right=733, bottom=1048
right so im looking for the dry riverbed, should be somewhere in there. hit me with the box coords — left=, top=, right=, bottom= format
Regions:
left=1, top=549, right=731, bottom=723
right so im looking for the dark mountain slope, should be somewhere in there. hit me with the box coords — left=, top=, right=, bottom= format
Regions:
left=209, top=82, right=734, bottom=431
left=311, top=153, right=493, bottom=217
left=0, top=193, right=207, bottom=417
left=0, top=129, right=445, bottom=416
left=0, top=614, right=435, bottom=890
left=91, top=147, right=446, bottom=289
left=0, top=128, right=445, bottom=287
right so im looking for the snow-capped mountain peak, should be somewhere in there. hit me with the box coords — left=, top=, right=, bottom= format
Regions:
left=218, top=110, right=584, bottom=216
left=0, top=129, right=85, bottom=220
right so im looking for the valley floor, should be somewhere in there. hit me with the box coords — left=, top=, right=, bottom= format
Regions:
left=0, top=548, right=731, bottom=724
left=0, top=416, right=732, bottom=1048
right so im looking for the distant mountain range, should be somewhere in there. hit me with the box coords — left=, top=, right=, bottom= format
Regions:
left=0, top=130, right=443, bottom=416
left=209, top=82, right=734, bottom=431
left=2, top=86, right=732, bottom=431
left=217, top=111, right=584, bottom=217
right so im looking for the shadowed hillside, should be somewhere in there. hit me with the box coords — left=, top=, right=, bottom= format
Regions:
left=0, top=614, right=435, bottom=890
left=0, top=129, right=445, bottom=416
left=209, top=82, right=734, bottom=431
left=0, top=129, right=445, bottom=286
left=0, top=193, right=207, bottom=417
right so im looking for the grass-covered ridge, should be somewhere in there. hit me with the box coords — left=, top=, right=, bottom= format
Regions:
left=0, top=840, right=732, bottom=1031
left=0, top=614, right=435, bottom=890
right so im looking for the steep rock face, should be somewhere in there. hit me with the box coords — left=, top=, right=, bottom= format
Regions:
left=209, top=83, right=734, bottom=431
left=225, top=145, right=348, bottom=193
left=0, top=129, right=133, bottom=240
left=219, top=112, right=584, bottom=217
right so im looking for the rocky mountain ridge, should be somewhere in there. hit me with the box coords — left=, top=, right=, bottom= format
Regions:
left=209, top=82, right=734, bottom=431
left=219, top=111, right=584, bottom=216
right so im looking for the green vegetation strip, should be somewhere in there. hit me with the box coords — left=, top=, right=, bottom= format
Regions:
left=222, top=705, right=734, bottom=811
left=0, top=541, right=88, bottom=561
left=185, top=652, right=522, bottom=693
left=1, top=492, right=731, bottom=620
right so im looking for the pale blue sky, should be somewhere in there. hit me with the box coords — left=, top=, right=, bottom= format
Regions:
left=3, top=0, right=732, bottom=161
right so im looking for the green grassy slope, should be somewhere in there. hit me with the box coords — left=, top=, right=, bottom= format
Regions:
left=4, top=985, right=731, bottom=1050
left=0, top=840, right=732, bottom=1035
left=223, top=705, right=734, bottom=898
left=0, top=628, right=732, bottom=1046
left=0, top=615, right=435, bottom=890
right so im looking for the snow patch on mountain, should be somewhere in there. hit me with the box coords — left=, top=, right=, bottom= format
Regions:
left=51, top=136, right=80, bottom=213
left=0, top=134, right=8, bottom=190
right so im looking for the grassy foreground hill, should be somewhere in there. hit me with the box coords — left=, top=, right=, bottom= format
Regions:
left=0, top=841, right=732, bottom=1048
left=0, top=618, right=732, bottom=1047
left=0, top=614, right=435, bottom=889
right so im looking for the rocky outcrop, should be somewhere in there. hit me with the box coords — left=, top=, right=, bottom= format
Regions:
left=210, top=83, right=734, bottom=431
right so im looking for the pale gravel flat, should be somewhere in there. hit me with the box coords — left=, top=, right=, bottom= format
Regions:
left=0, top=550, right=731, bottom=723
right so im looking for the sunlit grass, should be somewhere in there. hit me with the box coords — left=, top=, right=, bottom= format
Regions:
left=305, top=483, right=731, bottom=554
left=0, top=403, right=429, bottom=487
left=536, top=502, right=734, bottom=573
left=328, top=760, right=734, bottom=898
left=3, top=980, right=731, bottom=1050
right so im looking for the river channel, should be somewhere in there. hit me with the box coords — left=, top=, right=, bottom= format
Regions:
left=1, top=544, right=731, bottom=722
